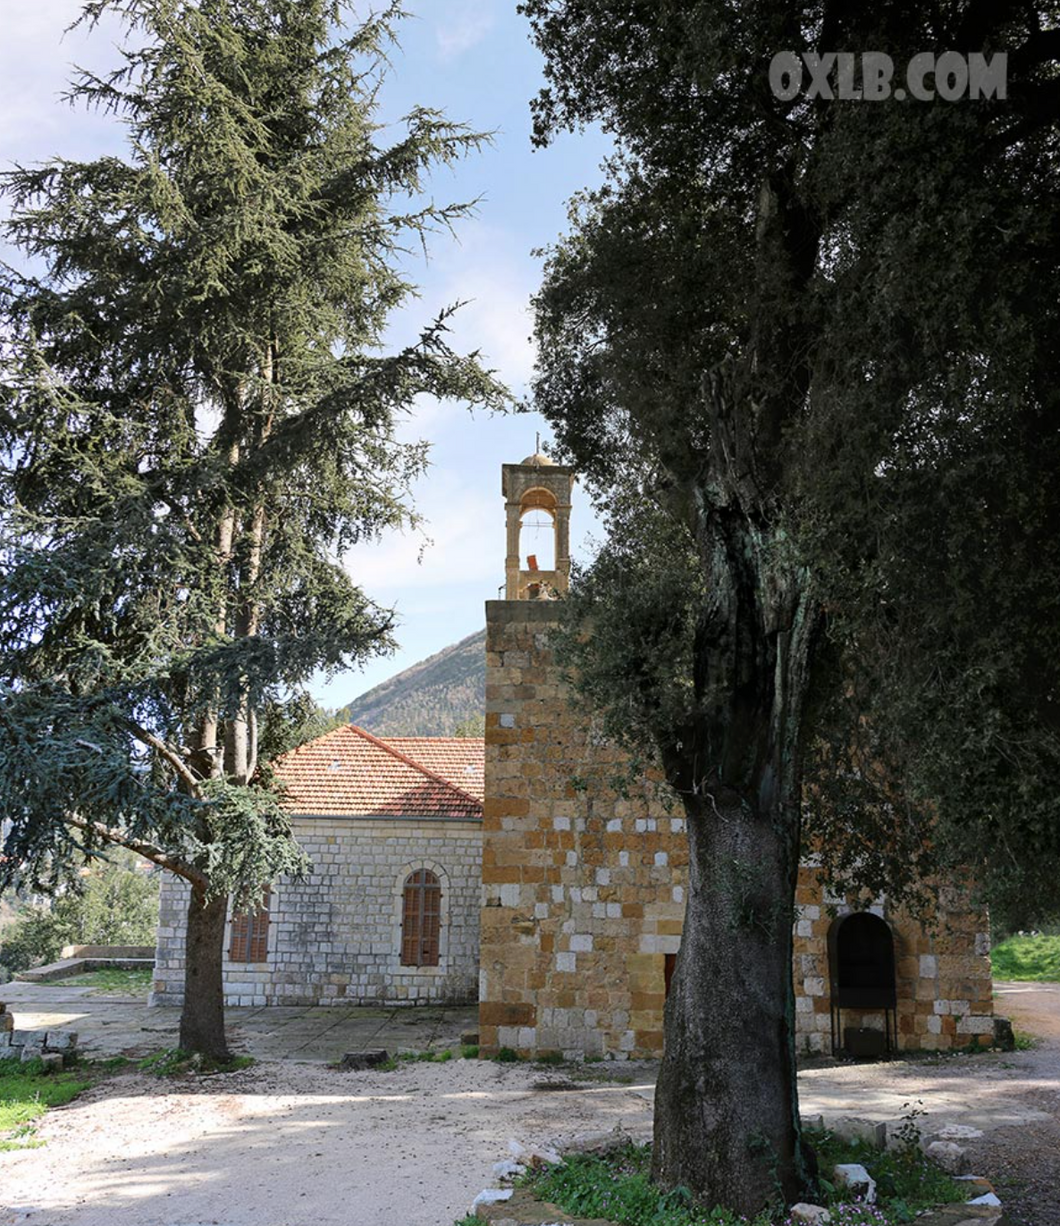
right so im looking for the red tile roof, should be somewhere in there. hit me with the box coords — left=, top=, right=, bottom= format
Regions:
left=271, top=724, right=483, bottom=820
left=382, top=737, right=484, bottom=802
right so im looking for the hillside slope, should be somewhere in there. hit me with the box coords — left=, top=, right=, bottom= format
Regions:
left=340, top=629, right=486, bottom=736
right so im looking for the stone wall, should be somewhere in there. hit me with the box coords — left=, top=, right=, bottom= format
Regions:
left=479, top=599, right=993, bottom=1059
left=153, top=814, right=481, bottom=1007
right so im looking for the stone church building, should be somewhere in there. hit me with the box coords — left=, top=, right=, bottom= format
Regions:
left=154, top=453, right=995, bottom=1058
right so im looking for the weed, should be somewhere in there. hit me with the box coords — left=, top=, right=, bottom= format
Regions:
left=396, top=1048, right=454, bottom=1064
left=520, top=1132, right=968, bottom=1226
left=138, top=1049, right=254, bottom=1077
left=536, top=1051, right=564, bottom=1066
left=494, top=1047, right=520, bottom=1063
left=460, top=1044, right=479, bottom=1059
left=1013, top=1030, right=1038, bottom=1051
left=95, top=1055, right=132, bottom=1072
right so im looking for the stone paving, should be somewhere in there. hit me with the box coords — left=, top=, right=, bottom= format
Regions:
left=0, top=979, right=478, bottom=1062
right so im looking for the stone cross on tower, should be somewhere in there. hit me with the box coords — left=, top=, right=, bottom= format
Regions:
left=502, top=450, right=575, bottom=600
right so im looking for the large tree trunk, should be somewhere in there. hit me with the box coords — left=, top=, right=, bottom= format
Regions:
left=179, top=887, right=231, bottom=1060
left=653, top=788, right=805, bottom=1212
left=651, top=334, right=820, bottom=1210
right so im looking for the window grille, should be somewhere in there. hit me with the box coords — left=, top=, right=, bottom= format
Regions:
left=229, top=889, right=271, bottom=964
left=401, top=869, right=441, bottom=967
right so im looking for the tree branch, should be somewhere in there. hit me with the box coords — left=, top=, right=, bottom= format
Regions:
left=64, top=815, right=207, bottom=890
left=119, top=717, right=202, bottom=795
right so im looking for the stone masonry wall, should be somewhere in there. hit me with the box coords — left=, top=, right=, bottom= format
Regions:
left=480, top=599, right=993, bottom=1059
left=154, top=815, right=481, bottom=1007
left=793, top=869, right=994, bottom=1054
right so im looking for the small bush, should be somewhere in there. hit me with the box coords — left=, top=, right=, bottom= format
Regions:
left=494, top=1046, right=520, bottom=1063
left=460, top=1044, right=479, bottom=1059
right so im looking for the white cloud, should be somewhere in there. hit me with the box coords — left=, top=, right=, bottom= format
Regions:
left=344, top=474, right=502, bottom=594
left=433, top=1, right=495, bottom=62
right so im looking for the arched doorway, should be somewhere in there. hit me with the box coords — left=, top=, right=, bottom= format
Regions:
left=827, top=912, right=898, bottom=1057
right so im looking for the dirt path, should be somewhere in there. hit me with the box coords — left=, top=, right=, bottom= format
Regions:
left=1, top=985, right=1057, bottom=1226
left=0, top=1060, right=655, bottom=1226
left=962, top=984, right=1060, bottom=1226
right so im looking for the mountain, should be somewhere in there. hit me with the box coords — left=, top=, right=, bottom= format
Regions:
left=340, top=629, right=486, bottom=736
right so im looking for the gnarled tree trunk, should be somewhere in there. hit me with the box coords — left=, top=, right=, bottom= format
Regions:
left=653, top=322, right=820, bottom=1211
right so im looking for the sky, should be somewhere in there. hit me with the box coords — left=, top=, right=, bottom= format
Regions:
left=0, top=1, right=611, bottom=710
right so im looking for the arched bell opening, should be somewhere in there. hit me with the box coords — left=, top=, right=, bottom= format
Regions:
left=519, top=491, right=558, bottom=574
left=827, top=911, right=898, bottom=1059
left=502, top=455, right=575, bottom=600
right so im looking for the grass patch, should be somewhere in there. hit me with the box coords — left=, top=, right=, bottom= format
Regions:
left=138, top=1048, right=254, bottom=1077
left=991, top=932, right=1060, bottom=981
left=45, top=967, right=154, bottom=996
left=460, top=1043, right=479, bottom=1059
left=1013, top=1029, right=1038, bottom=1050
left=0, top=1055, right=91, bottom=1151
left=493, top=1046, right=520, bottom=1063
left=518, top=1133, right=968, bottom=1226
left=396, top=1048, right=453, bottom=1064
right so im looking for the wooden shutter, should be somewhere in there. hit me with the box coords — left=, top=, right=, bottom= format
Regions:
left=229, top=889, right=271, bottom=964
left=401, top=870, right=441, bottom=967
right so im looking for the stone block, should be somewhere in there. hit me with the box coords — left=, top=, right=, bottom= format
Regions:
left=471, top=1188, right=513, bottom=1216
left=40, top=1052, right=64, bottom=1074
left=0, top=1012, right=12, bottom=1033
left=955, top=1015, right=995, bottom=1036
left=790, top=1207, right=832, bottom=1225
left=833, top=1163, right=876, bottom=1204
left=20, top=1045, right=44, bottom=1064
left=44, top=1030, right=78, bottom=1052
left=830, top=1117, right=888, bottom=1149
left=927, top=1141, right=971, bottom=1175
left=12, top=1030, right=47, bottom=1048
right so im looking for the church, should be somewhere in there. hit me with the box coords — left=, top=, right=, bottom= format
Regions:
left=153, top=452, right=995, bottom=1059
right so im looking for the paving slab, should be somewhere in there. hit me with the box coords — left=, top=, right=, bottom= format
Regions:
left=0, top=981, right=477, bottom=1063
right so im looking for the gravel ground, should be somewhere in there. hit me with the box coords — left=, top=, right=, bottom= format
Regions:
left=0, top=1058, right=656, bottom=1226
left=0, top=983, right=1055, bottom=1226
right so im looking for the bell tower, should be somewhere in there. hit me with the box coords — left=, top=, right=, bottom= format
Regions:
left=502, top=450, right=575, bottom=600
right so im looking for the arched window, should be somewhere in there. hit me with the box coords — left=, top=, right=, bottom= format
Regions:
left=401, top=869, right=441, bottom=967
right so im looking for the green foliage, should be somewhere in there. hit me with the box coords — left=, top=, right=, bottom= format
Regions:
left=396, top=1048, right=453, bottom=1063
left=256, top=695, right=347, bottom=763
left=460, top=1044, right=479, bottom=1059
left=523, top=1138, right=962, bottom=1226
left=523, top=0, right=1060, bottom=920
left=522, top=1146, right=774, bottom=1225
left=806, top=1127, right=965, bottom=1220
left=0, top=853, right=158, bottom=974
left=138, top=1048, right=254, bottom=1076
left=453, top=714, right=486, bottom=739
left=0, top=1056, right=92, bottom=1150
left=991, top=933, right=1060, bottom=982
left=0, top=0, right=504, bottom=1052
left=493, top=1046, right=521, bottom=1063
